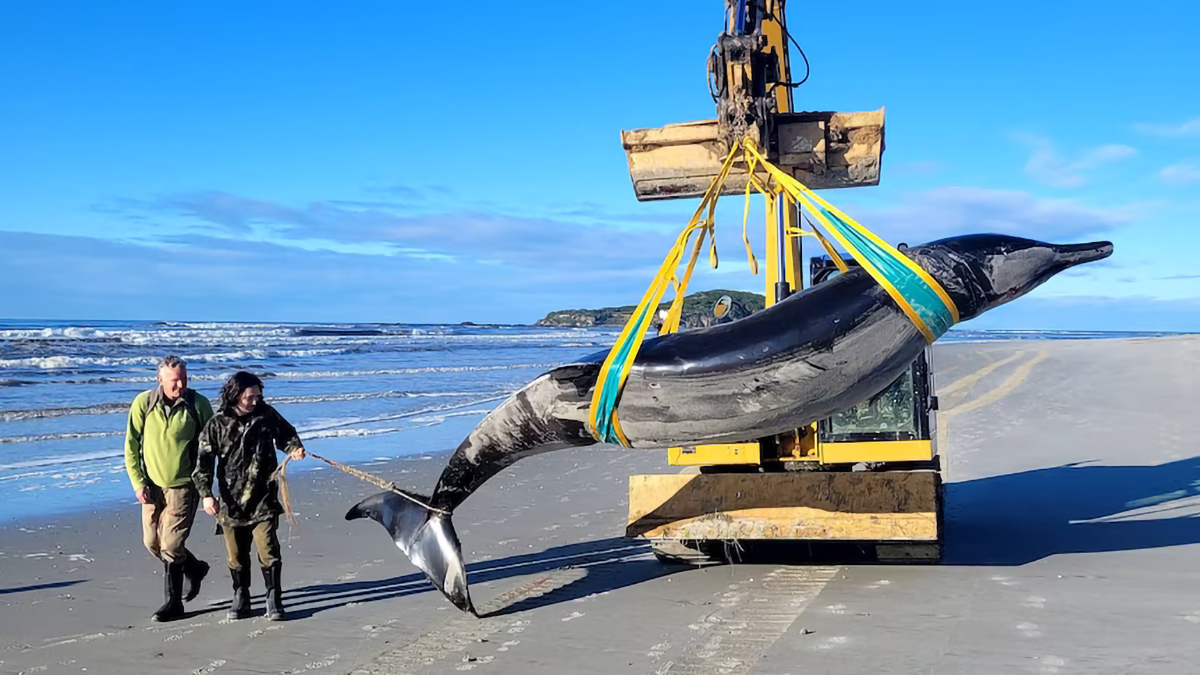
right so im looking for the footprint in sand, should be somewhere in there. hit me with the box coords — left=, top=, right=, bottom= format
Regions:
left=1016, top=622, right=1041, bottom=638
left=815, top=636, right=848, bottom=650
left=726, top=622, right=748, bottom=636
left=720, top=595, right=745, bottom=609
left=456, top=654, right=496, bottom=671
left=497, top=640, right=521, bottom=653
left=687, top=614, right=724, bottom=631
left=191, top=660, right=226, bottom=675
left=1037, top=655, right=1066, bottom=673
left=304, top=654, right=340, bottom=669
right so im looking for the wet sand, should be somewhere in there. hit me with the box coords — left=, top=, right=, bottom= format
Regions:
left=2, top=336, right=1199, bottom=674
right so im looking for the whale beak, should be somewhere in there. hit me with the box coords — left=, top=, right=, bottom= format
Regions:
left=1052, top=241, right=1114, bottom=268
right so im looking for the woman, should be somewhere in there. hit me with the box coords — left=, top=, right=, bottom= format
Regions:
left=194, top=371, right=305, bottom=621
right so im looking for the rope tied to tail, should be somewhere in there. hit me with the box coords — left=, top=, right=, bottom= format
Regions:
left=272, top=450, right=451, bottom=525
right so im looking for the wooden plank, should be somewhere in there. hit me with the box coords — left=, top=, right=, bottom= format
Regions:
left=620, top=109, right=885, bottom=201
left=626, top=471, right=939, bottom=541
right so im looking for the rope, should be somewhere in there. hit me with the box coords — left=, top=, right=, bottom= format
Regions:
left=271, top=450, right=450, bottom=524
left=587, top=136, right=960, bottom=447
left=588, top=143, right=742, bottom=446
left=739, top=139, right=959, bottom=341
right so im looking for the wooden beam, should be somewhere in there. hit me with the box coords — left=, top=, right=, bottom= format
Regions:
left=620, top=109, right=885, bottom=201
left=627, top=470, right=940, bottom=542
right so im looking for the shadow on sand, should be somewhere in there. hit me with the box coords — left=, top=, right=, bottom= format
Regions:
left=0, top=579, right=88, bottom=595
left=944, top=455, right=1200, bottom=565
left=706, top=457, right=1200, bottom=567
left=225, top=457, right=1200, bottom=619
left=275, top=536, right=680, bottom=620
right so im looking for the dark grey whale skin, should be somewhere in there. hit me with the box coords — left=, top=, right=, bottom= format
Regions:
left=347, top=234, right=1113, bottom=614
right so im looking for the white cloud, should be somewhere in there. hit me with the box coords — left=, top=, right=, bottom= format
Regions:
left=1159, top=162, right=1200, bottom=186
left=1134, top=118, right=1200, bottom=137
left=1015, top=135, right=1137, bottom=188
left=967, top=295, right=1200, bottom=332
left=849, top=186, right=1131, bottom=244
left=0, top=231, right=662, bottom=324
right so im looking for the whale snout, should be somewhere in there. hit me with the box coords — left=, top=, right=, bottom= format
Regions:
left=1052, top=241, right=1114, bottom=267
left=921, top=235, right=1117, bottom=320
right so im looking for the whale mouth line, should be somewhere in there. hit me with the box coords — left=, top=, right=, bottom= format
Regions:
left=1053, top=240, right=1114, bottom=267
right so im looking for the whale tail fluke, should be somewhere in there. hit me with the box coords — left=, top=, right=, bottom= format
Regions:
left=346, top=491, right=476, bottom=615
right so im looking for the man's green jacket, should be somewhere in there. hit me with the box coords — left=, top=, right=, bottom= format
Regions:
left=124, top=387, right=214, bottom=490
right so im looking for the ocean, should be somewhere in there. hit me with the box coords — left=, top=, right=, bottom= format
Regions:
left=0, top=319, right=1180, bottom=523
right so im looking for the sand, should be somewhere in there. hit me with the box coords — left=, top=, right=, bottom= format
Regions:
left=2, top=336, right=1199, bottom=674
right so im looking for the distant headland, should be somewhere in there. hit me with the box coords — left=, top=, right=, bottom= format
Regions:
left=535, top=289, right=765, bottom=329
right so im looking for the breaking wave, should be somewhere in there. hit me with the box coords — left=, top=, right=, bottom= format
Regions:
left=0, top=431, right=121, bottom=444
left=0, top=347, right=361, bottom=370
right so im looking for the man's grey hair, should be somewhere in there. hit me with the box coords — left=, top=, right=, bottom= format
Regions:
left=157, top=355, right=187, bottom=372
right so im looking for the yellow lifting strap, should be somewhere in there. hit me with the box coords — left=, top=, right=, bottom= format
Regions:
left=587, top=145, right=741, bottom=446
left=739, top=140, right=960, bottom=341
left=587, top=138, right=959, bottom=447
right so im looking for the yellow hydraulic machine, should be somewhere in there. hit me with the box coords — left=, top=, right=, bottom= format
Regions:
left=621, top=0, right=943, bottom=564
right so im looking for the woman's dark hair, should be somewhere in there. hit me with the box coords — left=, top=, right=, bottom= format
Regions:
left=218, top=371, right=264, bottom=413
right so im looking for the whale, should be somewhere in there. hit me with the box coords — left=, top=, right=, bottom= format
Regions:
left=346, top=233, right=1114, bottom=614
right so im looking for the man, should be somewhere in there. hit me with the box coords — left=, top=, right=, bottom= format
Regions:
left=124, top=355, right=215, bottom=622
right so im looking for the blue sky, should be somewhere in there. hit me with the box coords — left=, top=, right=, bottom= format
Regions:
left=2, top=1, right=1198, bottom=331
